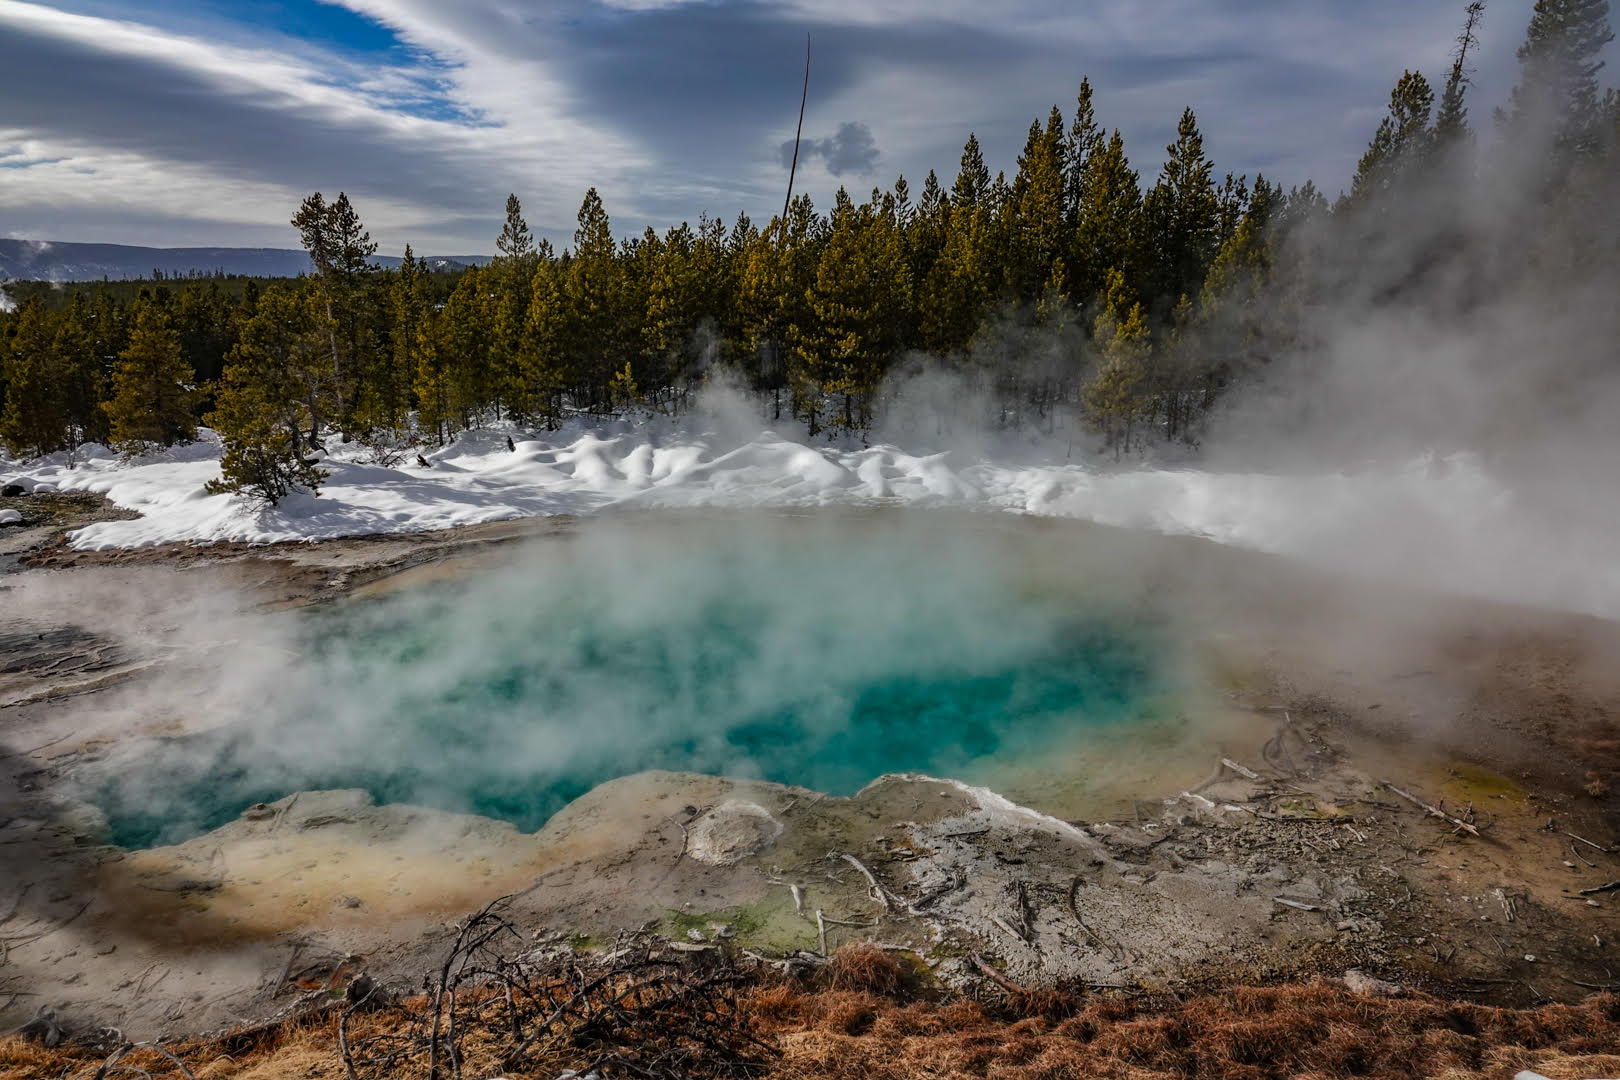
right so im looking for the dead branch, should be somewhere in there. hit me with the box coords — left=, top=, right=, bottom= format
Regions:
left=1579, top=881, right=1620, bottom=896
left=1066, top=874, right=1122, bottom=963
left=989, top=914, right=1029, bottom=944
left=836, top=851, right=890, bottom=911
left=1273, top=898, right=1319, bottom=912
left=1380, top=781, right=1480, bottom=837
left=90, top=1042, right=197, bottom=1080
left=815, top=909, right=827, bottom=957
left=968, top=952, right=1028, bottom=995
left=1221, top=758, right=1262, bottom=781
left=908, top=869, right=964, bottom=912
left=669, top=815, right=690, bottom=865
left=1568, top=832, right=1612, bottom=854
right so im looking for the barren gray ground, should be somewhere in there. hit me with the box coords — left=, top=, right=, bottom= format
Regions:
left=2, top=500, right=1618, bottom=1042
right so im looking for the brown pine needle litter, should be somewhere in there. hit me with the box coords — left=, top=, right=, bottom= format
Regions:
left=8, top=942, right=1620, bottom=1080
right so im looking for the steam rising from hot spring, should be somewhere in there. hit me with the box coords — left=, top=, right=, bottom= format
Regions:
left=79, top=513, right=1169, bottom=848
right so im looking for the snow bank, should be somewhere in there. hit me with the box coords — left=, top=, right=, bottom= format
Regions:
left=3, top=422, right=1615, bottom=620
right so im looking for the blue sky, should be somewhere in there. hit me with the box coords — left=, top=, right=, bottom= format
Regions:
left=0, top=0, right=1558, bottom=254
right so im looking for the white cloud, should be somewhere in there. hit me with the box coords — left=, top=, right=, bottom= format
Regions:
left=0, top=0, right=1549, bottom=249
left=0, top=0, right=647, bottom=249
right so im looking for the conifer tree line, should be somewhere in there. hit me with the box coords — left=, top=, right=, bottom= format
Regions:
left=2, top=0, right=1616, bottom=502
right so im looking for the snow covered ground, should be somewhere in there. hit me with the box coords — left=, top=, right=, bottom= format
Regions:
left=3, top=420, right=1617, bottom=621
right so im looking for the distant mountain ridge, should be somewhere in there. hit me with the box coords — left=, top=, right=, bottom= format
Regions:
left=0, top=238, right=490, bottom=281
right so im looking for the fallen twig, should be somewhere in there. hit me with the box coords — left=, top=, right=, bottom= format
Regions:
left=969, top=952, right=1028, bottom=995
left=668, top=815, right=690, bottom=865
left=1568, top=832, right=1612, bottom=854
left=837, top=851, right=890, bottom=911
left=1578, top=881, right=1620, bottom=896
left=1067, top=874, right=1123, bottom=963
left=1221, top=757, right=1262, bottom=781
left=337, top=979, right=379, bottom=1080
left=1273, top=897, right=1319, bottom=912
left=22, top=730, right=77, bottom=756
left=88, top=1042, right=197, bottom=1080
left=909, top=869, right=964, bottom=912
left=1381, top=781, right=1480, bottom=837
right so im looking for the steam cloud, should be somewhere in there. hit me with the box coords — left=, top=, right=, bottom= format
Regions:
left=66, top=514, right=1168, bottom=847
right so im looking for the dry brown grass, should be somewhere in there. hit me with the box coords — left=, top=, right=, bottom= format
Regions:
left=820, top=944, right=906, bottom=997
left=762, top=979, right=1620, bottom=1080
left=8, top=969, right=1620, bottom=1080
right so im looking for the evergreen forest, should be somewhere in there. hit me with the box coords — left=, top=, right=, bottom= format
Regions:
left=1, top=0, right=1616, bottom=502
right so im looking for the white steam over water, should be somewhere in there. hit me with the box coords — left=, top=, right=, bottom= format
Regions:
left=5, top=420, right=1616, bottom=622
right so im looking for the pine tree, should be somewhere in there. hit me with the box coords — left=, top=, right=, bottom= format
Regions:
left=737, top=196, right=820, bottom=418
left=1435, top=3, right=1488, bottom=151
left=608, top=361, right=640, bottom=414
left=1064, top=79, right=1105, bottom=225
left=174, top=280, right=237, bottom=388
left=1141, top=108, right=1220, bottom=309
left=0, top=297, right=69, bottom=458
left=496, top=194, right=536, bottom=262
left=393, top=247, right=430, bottom=392
left=1350, top=71, right=1436, bottom=205
left=291, top=191, right=379, bottom=432
left=207, top=284, right=331, bottom=502
left=795, top=192, right=903, bottom=434
left=363, top=245, right=426, bottom=435
left=1083, top=268, right=1152, bottom=457
left=562, top=188, right=628, bottom=412
left=54, top=294, right=110, bottom=453
left=1072, top=130, right=1142, bottom=303
left=431, top=265, right=495, bottom=433
left=520, top=258, right=570, bottom=430
left=919, top=196, right=993, bottom=353
left=105, top=300, right=198, bottom=455
left=1508, top=0, right=1614, bottom=152
left=1008, top=107, right=1069, bottom=300
left=643, top=222, right=706, bottom=404
left=951, top=133, right=991, bottom=210
left=491, top=197, right=548, bottom=424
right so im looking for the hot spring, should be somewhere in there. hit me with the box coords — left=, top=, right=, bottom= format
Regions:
left=79, top=511, right=1192, bottom=849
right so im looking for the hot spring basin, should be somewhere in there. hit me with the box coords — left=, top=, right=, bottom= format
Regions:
left=79, top=511, right=1189, bottom=849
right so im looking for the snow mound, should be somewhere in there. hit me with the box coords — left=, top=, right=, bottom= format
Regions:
left=1, top=423, right=1615, bottom=621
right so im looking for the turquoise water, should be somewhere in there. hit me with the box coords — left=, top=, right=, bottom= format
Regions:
left=85, top=515, right=1167, bottom=849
